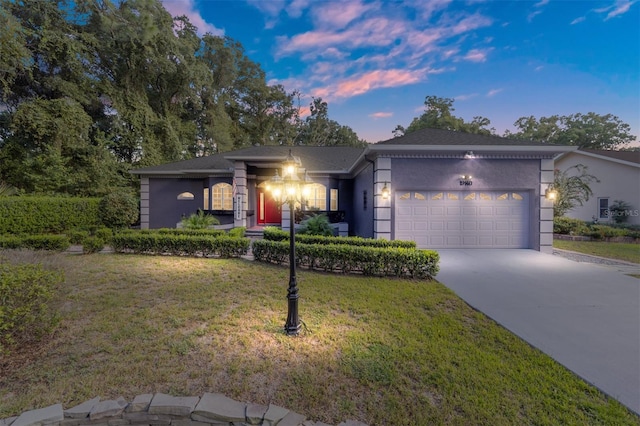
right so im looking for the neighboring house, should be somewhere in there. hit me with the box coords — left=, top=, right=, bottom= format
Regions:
left=131, top=128, right=573, bottom=252
left=554, top=149, right=640, bottom=225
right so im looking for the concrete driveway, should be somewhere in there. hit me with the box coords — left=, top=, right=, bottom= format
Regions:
left=436, top=249, right=640, bottom=414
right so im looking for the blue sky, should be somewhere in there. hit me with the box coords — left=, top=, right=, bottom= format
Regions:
left=161, top=0, right=639, bottom=145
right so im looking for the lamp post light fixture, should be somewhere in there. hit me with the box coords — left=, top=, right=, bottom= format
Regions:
left=266, top=150, right=312, bottom=336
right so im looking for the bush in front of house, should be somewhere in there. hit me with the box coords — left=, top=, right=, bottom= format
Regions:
left=82, top=236, right=105, bottom=254
left=0, top=234, right=71, bottom=251
left=263, top=226, right=417, bottom=249
left=228, top=227, right=246, bottom=238
left=119, top=228, right=227, bottom=237
left=0, top=196, right=101, bottom=234
left=0, top=263, right=63, bottom=353
left=584, top=225, right=629, bottom=240
left=180, top=210, right=220, bottom=229
left=110, top=233, right=249, bottom=258
left=251, top=239, right=439, bottom=279
left=553, top=217, right=639, bottom=240
left=99, top=191, right=139, bottom=230
left=297, top=214, right=333, bottom=236
left=553, top=217, right=589, bottom=235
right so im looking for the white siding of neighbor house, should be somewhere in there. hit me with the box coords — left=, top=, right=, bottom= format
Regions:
left=555, top=153, right=640, bottom=225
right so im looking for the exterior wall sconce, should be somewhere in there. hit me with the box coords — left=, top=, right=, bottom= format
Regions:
left=459, top=175, right=473, bottom=186
left=545, top=186, right=558, bottom=201
left=381, top=182, right=390, bottom=199
left=464, top=151, right=476, bottom=159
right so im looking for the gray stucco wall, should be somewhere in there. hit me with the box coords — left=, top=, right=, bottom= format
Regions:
left=149, top=178, right=205, bottom=228
left=390, top=158, right=542, bottom=249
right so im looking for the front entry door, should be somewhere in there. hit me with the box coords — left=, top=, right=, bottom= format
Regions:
left=257, top=189, right=281, bottom=225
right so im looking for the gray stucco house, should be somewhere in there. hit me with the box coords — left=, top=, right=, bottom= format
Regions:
left=131, top=128, right=574, bottom=253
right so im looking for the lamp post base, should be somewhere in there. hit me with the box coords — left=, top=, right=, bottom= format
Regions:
left=284, top=285, right=301, bottom=336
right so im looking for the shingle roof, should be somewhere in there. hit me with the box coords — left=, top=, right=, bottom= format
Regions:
left=131, top=145, right=366, bottom=175
left=225, top=145, right=365, bottom=172
left=581, top=148, right=640, bottom=165
left=376, top=127, right=552, bottom=146
left=131, top=154, right=234, bottom=174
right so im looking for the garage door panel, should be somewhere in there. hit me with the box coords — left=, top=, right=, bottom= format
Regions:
left=413, top=207, right=428, bottom=215
left=413, top=221, right=428, bottom=231
left=446, top=206, right=461, bottom=215
left=462, top=221, right=477, bottom=231
left=397, top=221, right=413, bottom=231
left=462, top=206, right=477, bottom=215
left=478, top=221, right=493, bottom=231
left=395, top=191, right=529, bottom=249
left=430, top=221, right=444, bottom=231
left=447, top=221, right=461, bottom=231
left=431, top=206, right=445, bottom=215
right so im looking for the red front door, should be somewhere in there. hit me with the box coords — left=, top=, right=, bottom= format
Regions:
left=257, top=189, right=281, bottom=225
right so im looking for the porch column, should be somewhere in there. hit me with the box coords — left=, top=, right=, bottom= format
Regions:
left=140, top=177, right=149, bottom=229
left=374, top=157, right=392, bottom=241
left=539, top=158, right=555, bottom=253
left=233, top=161, right=248, bottom=228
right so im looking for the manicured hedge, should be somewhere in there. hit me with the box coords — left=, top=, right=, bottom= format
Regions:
left=119, top=228, right=227, bottom=237
left=0, top=234, right=71, bottom=251
left=0, top=197, right=101, bottom=234
left=0, top=263, right=63, bottom=353
left=252, top=239, right=439, bottom=279
left=263, top=227, right=417, bottom=248
left=111, top=233, right=250, bottom=258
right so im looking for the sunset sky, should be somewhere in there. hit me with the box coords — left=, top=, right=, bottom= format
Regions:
left=160, top=0, right=639, bottom=145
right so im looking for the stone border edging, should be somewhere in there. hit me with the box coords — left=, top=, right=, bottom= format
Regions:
left=0, top=393, right=368, bottom=426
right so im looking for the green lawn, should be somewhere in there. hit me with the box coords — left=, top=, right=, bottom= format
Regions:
left=1, top=250, right=638, bottom=425
left=554, top=239, right=640, bottom=263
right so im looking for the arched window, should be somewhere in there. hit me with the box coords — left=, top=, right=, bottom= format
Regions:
left=177, top=192, right=194, bottom=200
left=212, top=183, right=233, bottom=210
left=306, top=183, right=326, bottom=210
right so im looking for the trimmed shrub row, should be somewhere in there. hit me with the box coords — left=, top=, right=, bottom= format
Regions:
left=0, top=263, right=63, bottom=353
left=111, top=233, right=250, bottom=258
left=119, top=228, right=227, bottom=237
left=0, top=197, right=101, bottom=234
left=554, top=217, right=640, bottom=240
left=263, top=226, right=417, bottom=248
left=0, top=234, right=71, bottom=251
left=252, top=239, right=439, bottom=279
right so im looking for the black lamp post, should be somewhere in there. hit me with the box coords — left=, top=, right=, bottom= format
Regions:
left=266, top=150, right=309, bottom=336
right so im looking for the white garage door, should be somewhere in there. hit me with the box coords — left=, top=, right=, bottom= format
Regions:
left=395, top=191, right=530, bottom=249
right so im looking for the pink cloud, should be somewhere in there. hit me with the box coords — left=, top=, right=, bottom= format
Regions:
left=451, top=14, right=493, bottom=34
left=313, top=0, right=377, bottom=29
left=369, top=112, right=394, bottom=119
left=333, top=69, right=425, bottom=98
left=463, top=48, right=491, bottom=62
left=161, top=0, right=222, bottom=36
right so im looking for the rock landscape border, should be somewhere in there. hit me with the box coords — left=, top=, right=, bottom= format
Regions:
left=0, top=393, right=368, bottom=426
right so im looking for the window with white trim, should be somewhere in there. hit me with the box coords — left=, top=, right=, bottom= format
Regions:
left=203, top=188, right=209, bottom=210
left=330, top=189, right=338, bottom=211
left=599, top=198, right=609, bottom=219
left=306, top=183, right=327, bottom=210
left=212, top=183, right=233, bottom=210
